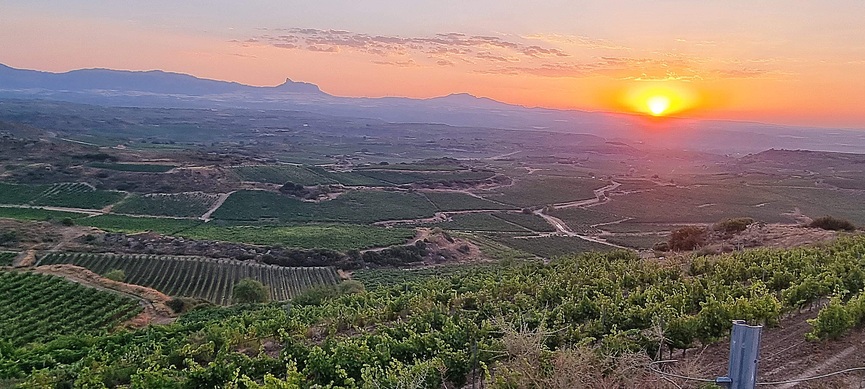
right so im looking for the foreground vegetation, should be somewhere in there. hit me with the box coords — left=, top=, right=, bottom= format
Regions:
left=3, top=236, right=865, bottom=387
left=0, top=271, right=141, bottom=346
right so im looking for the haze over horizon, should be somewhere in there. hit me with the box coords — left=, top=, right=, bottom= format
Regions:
left=3, top=1, right=865, bottom=129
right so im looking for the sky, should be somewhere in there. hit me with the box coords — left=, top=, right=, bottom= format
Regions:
left=2, top=1, right=865, bottom=128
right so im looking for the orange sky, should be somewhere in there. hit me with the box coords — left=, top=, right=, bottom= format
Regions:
left=2, top=1, right=865, bottom=128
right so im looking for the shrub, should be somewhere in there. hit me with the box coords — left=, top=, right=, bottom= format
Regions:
left=809, top=216, right=856, bottom=232
left=232, top=278, right=269, bottom=304
left=806, top=297, right=854, bottom=340
left=669, top=226, right=707, bottom=251
left=166, top=298, right=187, bottom=314
left=60, top=218, right=75, bottom=226
left=337, top=280, right=365, bottom=295
left=713, top=217, right=754, bottom=234
left=104, top=269, right=126, bottom=282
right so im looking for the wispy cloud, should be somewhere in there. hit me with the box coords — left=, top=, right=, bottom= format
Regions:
left=247, top=28, right=787, bottom=81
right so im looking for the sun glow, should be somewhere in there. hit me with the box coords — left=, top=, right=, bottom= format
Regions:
left=647, top=95, right=670, bottom=116
left=612, top=83, right=699, bottom=117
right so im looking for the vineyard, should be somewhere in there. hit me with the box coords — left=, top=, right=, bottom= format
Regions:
left=36, top=252, right=341, bottom=304
left=0, top=252, right=18, bottom=267
left=354, top=169, right=496, bottom=185
left=485, top=234, right=616, bottom=257
left=89, top=162, right=176, bottom=172
left=6, top=236, right=865, bottom=386
left=0, top=270, right=141, bottom=345
left=231, top=165, right=336, bottom=185
left=0, top=182, right=125, bottom=209
left=112, top=192, right=220, bottom=217
left=212, top=189, right=438, bottom=224
left=178, top=224, right=415, bottom=251
left=431, top=213, right=530, bottom=232
left=478, top=175, right=607, bottom=207
left=78, top=214, right=202, bottom=235
left=422, top=191, right=515, bottom=211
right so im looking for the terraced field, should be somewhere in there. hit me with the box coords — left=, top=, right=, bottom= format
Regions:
left=37, top=253, right=340, bottom=304
left=0, top=270, right=142, bottom=345
left=112, top=192, right=220, bottom=217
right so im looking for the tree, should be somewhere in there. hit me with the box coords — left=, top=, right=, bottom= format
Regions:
left=104, top=269, right=125, bottom=282
left=669, top=226, right=707, bottom=251
left=232, top=278, right=269, bottom=304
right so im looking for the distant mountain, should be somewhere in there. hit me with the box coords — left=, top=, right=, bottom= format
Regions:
left=1, top=63, right=864, bottom=154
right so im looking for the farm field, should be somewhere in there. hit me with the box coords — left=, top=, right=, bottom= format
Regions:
left=212, top=190, right=438, bottom=224
left=304, top=167, right=389, bottom=186
left=422, top=191, right=514, bottom=211
left=594, top=185, right=804, bottom=224
left=354, top=170, right=496, bottom=185
left=603, top=234, right=668, bottom=249
left=0, top=182, right=125, bottom=209
left=486, top=234, right=616, bottom=257
left=78, top=214, right=202, bottom=235
left=493, top=211, right=556, bottom=232
left=0, top=206, right=88, bottom=222
left=0, top=252, right=18, bottom=266
left=36, top=253, right=340, bottom=304
left=89, top=162, right=176, bottom=172
left=0, top=270, right=141, bottom=345
left=547, top=207, right=624, bottom=232
left=477, top=175, right=607, bottom=207
left=431, top=213, right=529, bottom=232
left=179, top=224, right=415, bottom=251
left=231, top=165, right=336, bottom=185
left=112, top=192, right=220, bottom=217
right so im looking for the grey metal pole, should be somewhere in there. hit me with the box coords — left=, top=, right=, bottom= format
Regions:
left=716, top=320, right=762, bottom=389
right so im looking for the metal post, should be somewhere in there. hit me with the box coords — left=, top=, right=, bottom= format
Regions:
left=716, top=320, right=762, bottom=389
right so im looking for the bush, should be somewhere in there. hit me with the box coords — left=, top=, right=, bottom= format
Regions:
left=809, top=216, right=856, bottom=231
left=60, top=218, right=75, bottom=226
left=806, top=297, right=854, bottom=340
left=669, top=226, right=707, bottom=251
left=713, top=217, right=754, bottom=234
left=232, top=278, right=269, bottom=304
left=337, top=280, right=365, bottom=295
left=104, top=269, right=126, bottom=282
left=166, top=299, right=187, bottom=314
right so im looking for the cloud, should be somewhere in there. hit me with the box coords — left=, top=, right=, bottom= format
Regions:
left=247, top=28, right=786, bottom=81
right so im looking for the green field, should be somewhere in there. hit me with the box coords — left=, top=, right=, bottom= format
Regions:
left=486, top=234, right=615, bottom=258
left=0, top=182, right=125, bottom=209
left=306, top=167, right=389, bottom=186
left=355, top=170, right=496, bottom=185
left=603, top=234, right=668, bottom=249
left=112, top=192, right=219, bottom=217
left=78, top=214, right=202, bottom=235
left=478, top=176, right=607, bottom=207
left=37, top=253, right=340, bottom=304
left=212, top=190, right=438, bottom=224
left=0, top=206, right=88, bottom=221
left=179, top=224, right=415, bottom=251
left=433, top=213, right=529, bottom=232
left=89, top=162, right=176, bottom=172
left=422, top=191, right=515, bottom=211
left=0, top=270, right=141, bottom=345
left=493, top=211, right=556, bottom=232
left=231, top=165, right=335, bottom=185
left=0, top=252, right=18, bottom=267
left=547, top=207, right=624, bottom=232
left=356, top=163, right=466, bottom=171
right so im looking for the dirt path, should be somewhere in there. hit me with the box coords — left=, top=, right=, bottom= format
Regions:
left=0, top=204, right=104, bottom=216
left=548, top=180, right=621, bottom=210
left=200, top=191, right=234, bottom=221
left=360, top=228, right=431, bottom=254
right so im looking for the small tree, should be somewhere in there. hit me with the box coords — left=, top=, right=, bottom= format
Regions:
left=669, top=226, right=708, bottom=251
left=809, top=216, right=856, bottom=232
left=232, top=278, right=269, bottom=304
left=104, top=269, right=125, bottom=282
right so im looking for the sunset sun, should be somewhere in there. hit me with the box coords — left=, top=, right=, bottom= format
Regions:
left=647, top=95, right=671, bottom=116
